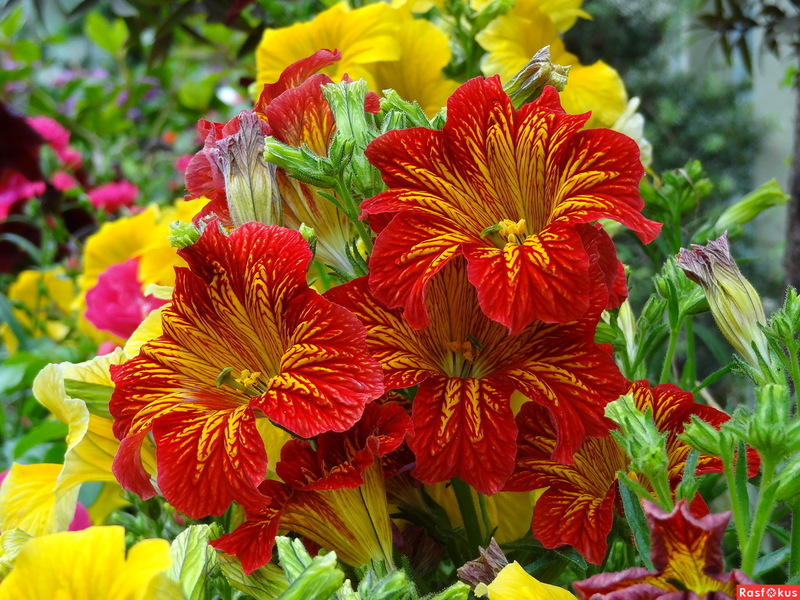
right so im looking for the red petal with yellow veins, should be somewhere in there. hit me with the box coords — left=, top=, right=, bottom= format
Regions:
left=211, top=480, right=290, bottom=575
left=463, top=223, right=591, bottom=333
left=325, top=276, right=442, bottom=388
left=534, top=486, right=617, bottom=565
left=410, top=375, right=517, bottom=494
left=367, top=212, right=473, bottom=329
left=256, top=49, right=341, bottom=110
left=112, top=431, right=155, bottom=500
left=152, top=402, right=267, bottom=519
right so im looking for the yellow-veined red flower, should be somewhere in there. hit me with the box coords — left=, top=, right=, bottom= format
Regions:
left=110, top=221, right=384, bottom=519
left=363, top=77, right=659, bottom=333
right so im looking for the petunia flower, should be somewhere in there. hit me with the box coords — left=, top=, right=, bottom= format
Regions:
left=505, top=381, right=750, bottom=564
left=362, top=76, right=660, bottom=333
left=573, top=500, right=753, bottom=600
left=476, top=0, right=626, bottom=128
left=110, top=221, right=384, bottom=519
left=86, top=180, right=139, bottom=212
left=211, top=401, right=411, bottom=573
left=475, top=561, right=577, bottom=600
left=326, top=255, right=627, bottom=494
left=255, top=2, right=401, bottom=94
left=0, top=526, right=182, bottom=600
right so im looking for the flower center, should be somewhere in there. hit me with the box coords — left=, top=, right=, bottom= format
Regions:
left=215, top=367, right=268, bottom=398
left=481, top=218, right=527, bottom=247
left=446, top=335, right=483, bottom=378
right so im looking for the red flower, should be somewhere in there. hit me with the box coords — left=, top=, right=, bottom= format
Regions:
left=212, top=401, right=411, bottom=573
left=109, top=222, right=384, bottom=519
left=574, top=500, right=753, bottom=600
left=506, top=381, right=749, bottom=564
left=326, top=248, right=626, bottom=495
left=362, top=77, right=660, bottom=333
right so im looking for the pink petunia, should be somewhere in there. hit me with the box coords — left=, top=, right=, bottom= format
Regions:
left=87, top=181, right=139, bottom=212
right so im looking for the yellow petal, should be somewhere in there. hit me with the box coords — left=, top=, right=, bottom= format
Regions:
left=536, top=0, right=591, bottom=33
left=255, top=2, right=401, bottom=92
left=368, top=14, right=458, bottom=117
left=0, top=463, right=79, bottom=536
left=480, top=561, right=577, bottom=600
left=87, top=482, right=130, bottom=526
left=0, top=526, right=179, bottom=600
left=558, top=61, right=627, bottom=128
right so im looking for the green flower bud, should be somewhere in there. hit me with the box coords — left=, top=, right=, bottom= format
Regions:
left=679, top=415, right=724, bottom=458
left=606, top=395, right=669, bottom=478
left=777, top=453, right=800, bottom=502
left=748, top=383, right=789, bottom=459
left=503, top=46, right=570, bottom=109
left=715, top=179, right=789, bottom=233
left=168, top=219, right=201, bottom=248
left=263, top=137, right=336, bottom=188
left=676, top=233, right=771, bottom=370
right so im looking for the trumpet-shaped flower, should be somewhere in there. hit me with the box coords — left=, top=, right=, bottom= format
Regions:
left=476, top=0, right=626, bottom=128
left=326, top=255, right=626, bottom=494
left=505, top=381, right=742, bottom=564
left=363, top=77, right=659, bottom=333
left=256, top=2, right=401, bottom=92
left=573, top=501, right=753, bottom=600
left=110, top=222, right=384, bottom=519
left=212, top=401, right=411, bottom=573
left=0, top=526, right=182, bottom=600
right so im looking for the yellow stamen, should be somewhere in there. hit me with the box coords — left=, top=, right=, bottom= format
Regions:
left=498, top=218, right=527, bottom=244
left=236, top=369, right=262, bottom=387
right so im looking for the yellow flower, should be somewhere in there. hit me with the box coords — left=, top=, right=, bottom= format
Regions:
left=0, top=526, right=183, bottom=600
left=2, top=267, right=76, bottom=352
left=0, top=463, right=79, bottom=536
left=256, top=2, right=401, bottom=92
left=475, top=561, right=577, bottom=600
left=476, top=0, right=626, bottom=128
left=367, top=7, right=459, bottom=116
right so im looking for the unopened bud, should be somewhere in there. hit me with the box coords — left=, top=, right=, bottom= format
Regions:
left=749, top=384, right=789, bottom=459
left=211, top=111, right=281, bottom=228
left=503, top=46, right=570, bottom=109
left=715, top=179, right=789, bottom=234
left=680, top=415, right=724, bottom=458
left=168, top=220, right=201, bottom=248
left=606, top=395, right=668, bottom=478
left=676, top=233, right=771, bottom=370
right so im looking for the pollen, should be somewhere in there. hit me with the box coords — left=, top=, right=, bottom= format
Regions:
left=498, top=218, right=527, bottom=244
left=236, top=369, right=262, bottom=387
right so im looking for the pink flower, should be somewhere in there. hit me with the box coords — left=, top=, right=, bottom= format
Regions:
left=87, top=181, right=139, bottom=212
left=0, top=171, right=45, bottom=219
left=84, top=256, right=167, bottom=339
left=26, top=116, right=82, bottom=169
left=51, top=171, right=78, bottom=191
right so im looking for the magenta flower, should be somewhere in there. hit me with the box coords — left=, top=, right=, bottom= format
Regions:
left=87, top=181, right=139, bottom=212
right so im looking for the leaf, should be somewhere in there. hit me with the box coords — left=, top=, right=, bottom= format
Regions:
left=63, top=379, right=113, bottom=419
left=618, top=475, right=655, bottom=570
left=13, top=420, right=69, bottom=459
left=168, top=525, right=219, bottom=600
left=1, top=5, right=24, bottom=38
left=217, top=554, right=288, bottom=600
left=177, top=72, right=221, bottom=110
left=84, top=12, right=129, bottom=56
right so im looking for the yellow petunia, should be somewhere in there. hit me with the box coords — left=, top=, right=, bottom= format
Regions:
left=476, top=0, right=626, bottom=128
left=0, top=463, right=79, bottom=537
left=475, top=561, right=577, bottom=600
left=2, top=267, right=76, bottom=352
left=256, top=2, right=401, bottom=92
left=367, top=8, right=459, bottom=116
left=0, top=526, right=183, bottom=600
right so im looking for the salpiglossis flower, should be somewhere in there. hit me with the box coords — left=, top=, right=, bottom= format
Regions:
left=326, top=255, right=626, bottom=494
left=212, top=401, right=411, bottom=574
left=110, top=221, right=384, bottom=519
left=363, top=76, right=660, bottom=333
left=505, top=381, right=745, bottom=564
left=573, top=501, right=753, bottom=600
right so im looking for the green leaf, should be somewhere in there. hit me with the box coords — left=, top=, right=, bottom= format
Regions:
left=168, top=525, right=219, bottom=600
left=426, top=582, right=470, bottom=600
left=84, top=12, right=129, bottom=56
left=217, top=554, right=288, bottom=600
left=13, top=420, right=69, bottom=459
left=1, top=6, right=25, bottom=38
left=275, top=537, right=314, bottom=582
left=177, top=73, right=221, bottom=111
left=274, top=537, right=344, bottom=600
left=617, top=475, right=654, bottom=570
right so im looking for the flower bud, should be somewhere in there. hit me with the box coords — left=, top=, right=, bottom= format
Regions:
left=679, top=415, right=724, bottom=458
left=676, top=233, right=771, bottom=370
left=168, top=220, right=202, bottom=248
left=715, top=179, right=789, bottom=234
left=606, top=395, right=669, bottom=479
left=211, top=111, right=281, bottom=228
left=748, top=384, right=789, bottom=459
left=263, top=137, right=336, bottom=188
left=503, top=46, right=570, bottom=109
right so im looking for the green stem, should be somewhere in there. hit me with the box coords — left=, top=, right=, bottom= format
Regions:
left=649, top=471, right=675, bottom=513
left=791, top=500, right=800, bottom=578
left=451, top=477, right=484, bottom=552
left=682, top=316, right=696, bottom=389
left=722, top=440, right=749, bottom=548
left=786, top=341, right=800, bottom=413
left=659, top=323, right=682, bottom=384
left=741, top=457, right=779, bottom=575
left=334, top=179, right=373, bottom=253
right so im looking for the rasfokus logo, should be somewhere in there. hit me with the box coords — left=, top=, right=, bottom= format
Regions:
left=738, top=586, right=800, bottom=598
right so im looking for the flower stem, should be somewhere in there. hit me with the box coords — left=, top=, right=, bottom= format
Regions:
left=451, top=477, right=484, bottom=552
left=791, top=500, right=800, bottom=578
left=659, top=323, right=682, bottom=384
left=741, top=456, right=779, bottom=575
left=722, top=440, right=749, bottom=549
